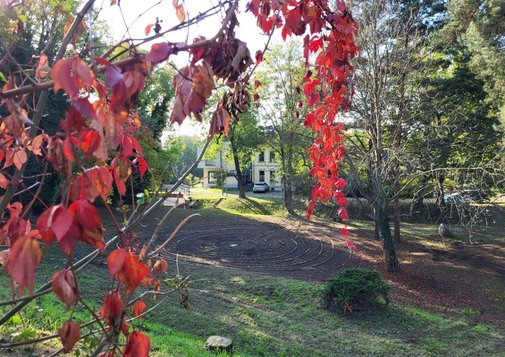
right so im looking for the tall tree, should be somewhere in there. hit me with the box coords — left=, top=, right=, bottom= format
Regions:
left=255, top=42, right=313, bottom=213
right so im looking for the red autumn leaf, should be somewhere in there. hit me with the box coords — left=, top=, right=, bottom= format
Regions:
left=108, top=249, right=149, bottom=294
left=99, top=289, right=123, bottom=328
left=153, top=259, right=168, bottom=273
left=123, top=331, right=150, bottom=357
left=12, top=148, right=27, bottom=171
left=79, top=128, right=102, bottom=159
left=63, top=17, right=87, bottom=47
left=209, top=102, right=230, bottom=136
left=172, top=0, right=186, bottom=23
left=52, top=270, right=78, bottom=308
left=254, top=80, right=261, bottom=89
left=52, top=57, right=96, bottom=101
left=0, top=249, right=10, bottom=266
left=132, top=300, right=146, bottom=317
left=133, top=156, right=148, bottom=178
left=70, top=166, right=113, bottom=202
left=144, top=23, right=154, bottom=36
left=0, top=173, right=9, bottom=189
left=5, top=233, right=42, bottom=295
left=111, top=155, right=131, bottom=196
left=145, top=42, right=174, bottom=65
left=58, top=320, right=80, bottom=353
left=69, top=200, right=104, bottom=251
left=119, top=133, right=143, bottom=156
left=340, top=227, right=350, bottom=236
left=255, top=50, right=263, bottom=63
left=35, top=54, right=49, bottom=81
left=36, top=205, right=74, bottom=243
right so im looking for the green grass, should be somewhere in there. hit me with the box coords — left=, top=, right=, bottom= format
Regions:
left=4, top=256, right=503, bottom=357
left=190, top=196, right=287, bottom=216
left=1, top=204, right=504, bottom=356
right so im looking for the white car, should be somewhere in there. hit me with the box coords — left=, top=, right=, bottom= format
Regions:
left=252, top=182, right=269, bottom=193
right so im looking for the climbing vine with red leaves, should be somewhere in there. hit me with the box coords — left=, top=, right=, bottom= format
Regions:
left=0, top=0, right=357, bottom=355
left=248, top=0, right=358, bottom=231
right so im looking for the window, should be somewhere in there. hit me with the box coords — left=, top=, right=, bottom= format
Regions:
left=208, top=171, right=216, bottom=183
left=270, top=170, right=276, bottom=182
left=270, top=151, right=275, bottom=161
left=259, top=152, right=265, bottom=162
left=259, top=170, right=265, bottom=182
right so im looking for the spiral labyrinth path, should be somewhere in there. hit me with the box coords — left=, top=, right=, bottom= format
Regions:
left=158, top=215, right=356, bottom=280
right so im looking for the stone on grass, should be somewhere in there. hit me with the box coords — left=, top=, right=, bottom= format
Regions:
left=438, top=223, right=453, bottom=238
left=204, top=335, right=233, bottom=353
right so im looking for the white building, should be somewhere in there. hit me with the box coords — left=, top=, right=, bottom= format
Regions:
left=197, top=144, right=281, bottom=190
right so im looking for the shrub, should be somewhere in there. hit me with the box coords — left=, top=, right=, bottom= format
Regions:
left=322, top=268, right=390, bottom=314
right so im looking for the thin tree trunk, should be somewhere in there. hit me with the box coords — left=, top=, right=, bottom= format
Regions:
left=229, top=129, right=246, bottom=199
left=377, top=202, right=400, bottom=271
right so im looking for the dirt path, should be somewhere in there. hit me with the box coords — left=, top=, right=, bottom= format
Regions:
left=139, top=208, right=505, bottom=327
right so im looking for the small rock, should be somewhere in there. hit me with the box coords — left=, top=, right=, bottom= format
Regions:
left=438, top=223, right=453, bottom=238
left=204, top=335, right=233, bottom=353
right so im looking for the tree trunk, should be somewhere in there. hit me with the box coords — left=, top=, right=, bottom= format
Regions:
left=393, top=186, right=401, bottom=243
left=229, top=130, right=246, bottom=199
left=378, top=203, right=400, bottom=271
left=373, top=207, right=380, bottom=241
left=436, top=173, right=446, bottom=208
left=280, top=146, right=295, bottom=214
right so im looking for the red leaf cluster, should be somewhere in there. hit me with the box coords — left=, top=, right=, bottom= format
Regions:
left=36, top=200, right=104, bottom=256
left=249, top=1, right=359, bottom=230
left=170, top=63, right=214, bottom=125
left=107, top=249, right=150, bottom=294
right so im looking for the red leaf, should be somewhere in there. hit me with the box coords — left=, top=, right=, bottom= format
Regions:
left=5, top=233, right=42, bottom=295
left=70, top=166, right=113, bottom=203
left=52, top=58, right=96, bottom=101
left=255, top=50, right=264, bottom=63
left=340, top=227, right=350, bottom=236
left=145, top=42, right=174, bottom=65
left=35, top=54, right=49, bottom=81
left=172, top=0, right=186, bottom=22
left=12, top=148, right=27, bottom=171
left=0, top=249, right=10, bottom=266
left=79, top=128, right=102, bottom=159
left=58, top=320, right=80, bottom=353
left=111, top=155, right=131, bottom=196
left=133, top=157, right=148, bottom=178
left=52, top=270, right=78, bottom=308
left=153, top=259, right=168, bottom=273
left=107, top=249, right=149, bottom=294
left=70, top=200, right=104, bottom=251
left=99, top=290, right=123, bottom=328
left=123, top=331, right=150, bottom=357
left=144, top=23, right=154, bottom=36
left=132, top=300, right=146, bottom=317
left=0, top=173, right=9, bottom=189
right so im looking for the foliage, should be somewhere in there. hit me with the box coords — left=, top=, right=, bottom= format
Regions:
left=322, top=268, right=390, bottom=314
left=0, top=0, right=359, bottom=355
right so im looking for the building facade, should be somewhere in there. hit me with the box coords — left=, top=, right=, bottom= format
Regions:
left=197, top=145, right=281, bottom=190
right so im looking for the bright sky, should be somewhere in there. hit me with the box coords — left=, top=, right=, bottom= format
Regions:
left=95, top=1, right=281, bottom=138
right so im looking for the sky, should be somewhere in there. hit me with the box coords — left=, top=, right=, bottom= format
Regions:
left=95, top=0, right=282, bottom=138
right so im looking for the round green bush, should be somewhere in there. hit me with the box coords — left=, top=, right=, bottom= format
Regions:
left=322, top=268, right=390, bottom=314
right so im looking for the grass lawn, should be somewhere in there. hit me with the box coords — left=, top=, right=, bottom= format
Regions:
left=1, top=195, right=504, bottom=356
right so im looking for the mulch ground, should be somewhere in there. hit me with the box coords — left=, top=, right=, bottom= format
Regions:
left=133, top=207, right=505, bottom=327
